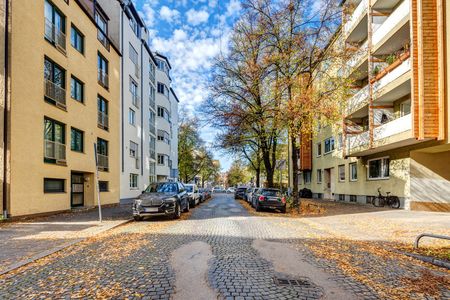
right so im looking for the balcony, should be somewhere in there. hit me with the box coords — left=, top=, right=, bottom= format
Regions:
left=344, top=0, right=368, bottom=42
left=372, top=0, right=410, bottom=53
left=374, top=114, right=412, bottom=141
left=97, top=29, right=110, bottom=51
left=98, top=69, right=109, bottom=89
left=98, top=111, right=109, bottom=130
left=44, top=18, right=66, bottom=52
left=346, top=85, right=369, bottom=116
left=373, top=57, right=411, bottom=96
left=44, top=79, right=66, bottom=109
left=44, top=140, right=66, bottom=163
left=97, top=154, right=109, bottom=171
left=347, top=130, right=369, bottom=152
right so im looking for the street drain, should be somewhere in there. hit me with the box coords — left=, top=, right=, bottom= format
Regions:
left=274, top=277, right=313, bottom=287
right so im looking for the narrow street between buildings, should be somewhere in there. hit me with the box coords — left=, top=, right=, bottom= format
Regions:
left=0, top=194, right=449, bottom=300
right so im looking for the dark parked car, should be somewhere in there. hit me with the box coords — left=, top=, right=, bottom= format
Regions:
left=234, top=187, right=247, bottom=200
left=133, top=182, right=190, bottom=221
left=252, top=188, right=286, bottom=213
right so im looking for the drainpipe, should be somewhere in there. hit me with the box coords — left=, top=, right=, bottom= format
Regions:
left=140, top=42, right=144, bottom=176
left=120, top=9, right=124, bottom=173
left=3, top=0, right=10, bottom=219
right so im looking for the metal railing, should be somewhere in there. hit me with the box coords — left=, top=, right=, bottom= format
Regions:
left=97, top=29, right=110, bottom=51
left=97, top=111, right=109, bottom=129
left=98, top=69, right=109, bottom=89
left=150, top=150, right=156, bottom=160
left=44, top=79, right=66, bottom=108
left=44, top=18, right=66, bottom=52
left=44, top=140, right=66, bottom=162
left=97, top=153, right=109, bottom=170
left=414, top=233, right=450, bottom=249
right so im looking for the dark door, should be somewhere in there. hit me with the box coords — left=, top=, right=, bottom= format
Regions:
left=71, top=173, right=84, bottom=207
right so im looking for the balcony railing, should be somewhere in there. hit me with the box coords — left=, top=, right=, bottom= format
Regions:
left=149, top=124, right=156, bottom=135
left=97, top=29, right=110, bottom=51
left=98, top=69, right=109, bottom=89
left=344, top=0, right=367, bottom=37
left=373, top=57, right=411, bottom=93
left=97, top=153, right=109, bottom=171
left=44, top=140, right=66, bottom=162
left=372, top=0, right=410, bottom=47
left=132, top=94, right=140, bottom=108
left=44, top=18, right=66, bottom=52
left=347, top=85, right=369, bottom=115
left=44, top=79, right=66, bottom=109
left=374, top=114, right=412, bottom=141
left=98, top=111, right=109, bottom=129
left=150, top=150, right=156, bottom=160
left=347, top=130, right=369, bottom=151
left=348, top=39, right=368, bottom=71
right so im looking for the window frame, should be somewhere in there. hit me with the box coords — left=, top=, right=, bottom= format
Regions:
left=303, top=171, right=311, bottom=184
left=316, top=142, right=322, bottom=157
left=70, top=127, right=84, bottom=153
left=338, top=164, right=345, bottom=182
left=70, top=75, right=84, bottom=103
left=99, top=181, right=109, bottom=192
left=44, top=178, right=65, bottom=193
left=130, top=141, right=138, bottom=158
left=317, top=169, right=322, bottom=184
left=368, top=157, right=390, bottom=180
left=324, top=137, right=335, bottom=154
left=70, top=24, right=84, bottom=54
left=349, top=162, right=358, bottom=182
left=130, top=173, right=139, bottom=189
left=129, top=108, right=136, bottom=126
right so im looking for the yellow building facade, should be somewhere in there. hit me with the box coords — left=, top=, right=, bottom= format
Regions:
left=293, top=0, right=450, bottom=211
left=2, top=0, right=121, bottom=217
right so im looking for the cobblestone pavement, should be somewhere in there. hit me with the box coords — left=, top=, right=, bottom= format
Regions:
left=0, top=194, right=449, bottom=299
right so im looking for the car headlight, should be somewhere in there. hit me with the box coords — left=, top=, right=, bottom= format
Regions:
left=134, top=199, right=142, bottom=206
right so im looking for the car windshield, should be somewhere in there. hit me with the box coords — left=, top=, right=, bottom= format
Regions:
left=261, top=189, right=281, bottom=197
left=145, top=183, right=178, bottom=193
left=185, top=186, right=193, bottom=192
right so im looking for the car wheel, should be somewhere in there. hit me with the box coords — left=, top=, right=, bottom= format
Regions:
left=255, top=203, right=261, bottom=212
left=173, top=202, right=181, bottom=219
left=184, top=200, right=190, bottom=212
left=134, top=215, right=143, bottom=221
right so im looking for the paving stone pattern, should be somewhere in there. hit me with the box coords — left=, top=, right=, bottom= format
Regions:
left=0, top=195, right=448, bottom=300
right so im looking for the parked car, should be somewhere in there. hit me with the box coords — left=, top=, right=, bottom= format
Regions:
left=227, top=187, right=236, bottom=194
left=252, top=188, right=286, bottom=213
left=199, top=188, right=211, bottom=202
left=234, top=187, right=247, bottom=200
left=213, top=187, right=226, bottom=193
left=246, top=187, right=258, bottom=203
left=184, top=184, right=200, bottom=207
left=133, top=182, right=189, bottom=221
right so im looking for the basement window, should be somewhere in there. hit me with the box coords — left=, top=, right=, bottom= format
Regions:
left=44, top=178, right=65, bottom=193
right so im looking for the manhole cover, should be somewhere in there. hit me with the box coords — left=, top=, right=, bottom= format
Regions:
left=274, top=277, right=313, bottom=287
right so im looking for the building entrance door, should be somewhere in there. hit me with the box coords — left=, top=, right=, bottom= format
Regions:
left=324, top=168, right=335, bottom=200
left=71, top=173, right=84, bottom=207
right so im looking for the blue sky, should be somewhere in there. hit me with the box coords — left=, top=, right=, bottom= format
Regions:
left=133, top=0, right=242, bottom=171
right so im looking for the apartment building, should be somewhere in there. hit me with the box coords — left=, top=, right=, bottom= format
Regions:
left=155, top=53, right=179, bottom=182
left=1, top=0, right=121, bottom=217
left=99, top=0, right=160, bottom=201
left=293, top=0, right=450, bottom=211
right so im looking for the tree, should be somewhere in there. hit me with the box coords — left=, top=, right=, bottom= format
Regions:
left=227, top=160, right=250, bottom=187
left=199, top=155, right=221, bottom=188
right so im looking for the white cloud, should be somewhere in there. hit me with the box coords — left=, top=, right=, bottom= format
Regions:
left=142, top=3, right=156, bottom=27
left=160, top=6, right=180, bottom=23
left=186, top=8, right=210, bottom=26
left=226, top=0, right=241, bottom=17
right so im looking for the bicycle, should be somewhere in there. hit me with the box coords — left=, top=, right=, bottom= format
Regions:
left=372, top=187, right=400, bottom=209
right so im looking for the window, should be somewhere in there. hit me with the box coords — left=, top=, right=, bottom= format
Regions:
left=98, top=95, right=108, bottom=130
left=44, top=118, right=66, bottom=163
left=157, top=130, right=170, bottom=145
left=99, top=181, right=109, bottom=192
left=44, top=57, right=66, bottom=107
left=303, top=171, right=311, bottom=184
left=71, top=25, right=84, bottom=53
left=44, top=178, right=65, bottom=193
left=149, top=137, right=156, bottom=159
left=130, top=141, right=138, bottom=158
left=130, top=174, right=138, bottom=189
left=129, top=43, right=138, bottom=65
left=338, top=165, right=345, bottom=182
left=368, top=157, right=390, bottom=180
left=129, top=16, right=140, bottom=37
left=156, top=58, right=170, bottom=76
left=317, top=169, right=322, bottom=183
left=149, top=62, right=156, bottom=83
left=97, top=53, right=108, bottom=88
left=157, top=154, right=165, bottom=165
left=70, top=76, right=84, bottom=102
left=316, top=142, right=322, bottom=157
left=130, top=78, right=139, bottom=107
left=324, top=137, right=335, bottom=154
left=95, top=10, right=109, bottom=49
left=71, top=128, right=83, bottom=152
left=338, top=194, right=345, bottom=201
left=400, top=100, right=411, bottom=117
left=149, top=110, right=156, bottom=134
left=149, top=162, right=156, bottom=183
left=97, top=138, right=108, bottom=171
left=129, top=108, right=136, bottom=125
left=44, top=0, right=66, bottom=49
left=149, top=85, right=156, bottom=109
left=157, top=82, right=169, bottom=97
left=350, top=195, right=357, bottom=202
left=349, top=162, right=357, bottom=181
left=157, top=106, right=170, bottom=122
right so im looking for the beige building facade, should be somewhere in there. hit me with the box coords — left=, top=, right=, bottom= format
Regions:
left=1, top=0, right=121, bottom=217
left=293, top=0, right=450, bottom=211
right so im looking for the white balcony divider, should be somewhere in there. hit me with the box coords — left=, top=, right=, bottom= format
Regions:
left=344, top=0, right=367, bottom=36
left=348, top=39, right=368, bottom=70
left=98, top=111, right=109, bottom=129
left=347, top=84, right=369, bottom=115
left=44, top=140, right=66, bottom=162
left=44, top=18, right=66, bottom=52
left=374, top=113, right=412, bottom=141
left=44, top=79, right=66, bottom=108
left=373, top=58, right=411, bottom=93
left=97, top=154, right=109, bottom=170
left=372, top=0, right=410, bottom=47
left=98, top=69, right=109, bottom=88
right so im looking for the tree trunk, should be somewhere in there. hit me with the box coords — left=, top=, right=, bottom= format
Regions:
left=255, top=167, right=260, bottom=187
left=290, top=133, right=300, bottom=209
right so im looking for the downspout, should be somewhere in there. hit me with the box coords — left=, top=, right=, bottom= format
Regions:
left=120, top=9, right=124, bottom=173
left=140, top=42, right=143, bottom=176
left=3, top=0, right=10, bottom=219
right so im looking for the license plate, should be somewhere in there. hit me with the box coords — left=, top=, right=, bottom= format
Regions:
left=145, top=207, right=159, bottom=212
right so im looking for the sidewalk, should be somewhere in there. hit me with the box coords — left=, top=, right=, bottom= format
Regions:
left=0, top=204, right=132, bottom=275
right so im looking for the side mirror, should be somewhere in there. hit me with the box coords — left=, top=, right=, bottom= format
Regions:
left=141, top=190, right=145, bottom=194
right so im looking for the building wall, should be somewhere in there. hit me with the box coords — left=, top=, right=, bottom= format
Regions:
left=0, top=0, right=6, bottom=216
left=170, top=89, right=179, bottom=180
left=8, top=0, right=120, bottom=216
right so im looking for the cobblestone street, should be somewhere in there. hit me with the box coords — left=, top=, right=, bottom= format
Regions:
left=0, top=194, right=449, bottom=300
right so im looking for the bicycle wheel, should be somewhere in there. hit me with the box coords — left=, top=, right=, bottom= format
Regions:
left=372, top=196, right=384, bottom=207
left=389, top=196, right=400, bottom=209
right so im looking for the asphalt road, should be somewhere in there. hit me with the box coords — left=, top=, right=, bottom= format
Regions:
left=0, top=194, right=448, bottom=300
